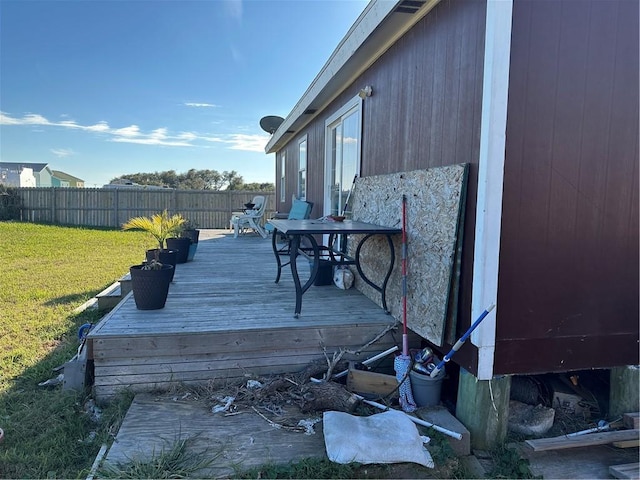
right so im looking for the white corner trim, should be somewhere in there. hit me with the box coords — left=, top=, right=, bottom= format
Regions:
left=472, top=0, right=513, bottom=381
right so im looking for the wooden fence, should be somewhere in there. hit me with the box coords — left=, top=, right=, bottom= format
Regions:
left=13, top=187, right=276, bottom=229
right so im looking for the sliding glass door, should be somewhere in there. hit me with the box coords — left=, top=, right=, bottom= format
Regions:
left=324, top=98, right=361, bottom=218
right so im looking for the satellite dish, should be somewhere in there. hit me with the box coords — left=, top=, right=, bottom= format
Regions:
left=259, top=115, right=284, bottom=134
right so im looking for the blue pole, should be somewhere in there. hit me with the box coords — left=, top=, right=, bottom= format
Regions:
left=429, top=304, right=495, bottom=378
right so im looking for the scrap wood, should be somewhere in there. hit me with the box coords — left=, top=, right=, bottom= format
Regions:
left=624, top=413, right=640, bottom=429
left=525, top=429, right=640, bottom=452
left=315, top=323, right=399, bottom=381
left=300, top=381, right=360, bottom=413
left=612, top=439, right=640, bottom=448
left=608, top=462, right=640, bottom=480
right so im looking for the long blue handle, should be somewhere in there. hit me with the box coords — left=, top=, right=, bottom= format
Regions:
left=429, top=304, right=495, bottom=378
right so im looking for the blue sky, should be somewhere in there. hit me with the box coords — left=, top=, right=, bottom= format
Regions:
left=0, top=0, right=369, bottom=187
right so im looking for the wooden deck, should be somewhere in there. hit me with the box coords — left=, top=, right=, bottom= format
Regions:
left=88, top=230, right=416, bottom=401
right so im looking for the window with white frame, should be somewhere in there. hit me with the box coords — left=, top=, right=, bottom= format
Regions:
left=297, top=136, right=307, bottom=200
left=280, top=152, right=286, bottom=203
left=324, top=96, right=362, bottom=218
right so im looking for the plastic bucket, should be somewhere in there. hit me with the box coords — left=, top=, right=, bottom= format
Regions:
left=409, top=368, right=445, bottom=407
left=308, top=259, right=333, bottom=286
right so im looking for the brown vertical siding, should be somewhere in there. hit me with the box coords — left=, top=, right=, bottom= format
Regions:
left=276, top=0, right=487, bottom=372
left=496, top=0, right=639, bottom=374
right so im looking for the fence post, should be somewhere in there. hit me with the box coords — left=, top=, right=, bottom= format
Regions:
left=113, top=189, right=119, bottom=228
left=51, top=187, right=57, bottom=224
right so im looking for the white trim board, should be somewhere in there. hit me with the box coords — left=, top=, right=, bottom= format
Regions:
left=471, top=0, right=513, bottom=380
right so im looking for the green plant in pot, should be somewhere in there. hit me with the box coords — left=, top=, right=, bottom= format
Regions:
left=122, top=210, right=186, bottom=309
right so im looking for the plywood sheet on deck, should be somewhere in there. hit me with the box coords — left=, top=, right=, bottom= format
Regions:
left=350, top=165, right=468, bottom=346
left=104, top=393, right=326, bottom=478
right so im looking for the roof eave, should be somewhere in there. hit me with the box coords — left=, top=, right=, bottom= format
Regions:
left=265, top=0, right=441, bottom=154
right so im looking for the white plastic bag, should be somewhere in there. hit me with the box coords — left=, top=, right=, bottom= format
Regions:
left=333, top=266, right=354, bottom=290
left=323, top=410, right=434, bottom=467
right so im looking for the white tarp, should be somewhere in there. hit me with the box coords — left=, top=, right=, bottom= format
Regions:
left=323, top=410, right=434, bottom=468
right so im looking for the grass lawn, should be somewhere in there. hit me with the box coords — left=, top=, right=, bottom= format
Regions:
left=0, top=221, right=153, bottom=479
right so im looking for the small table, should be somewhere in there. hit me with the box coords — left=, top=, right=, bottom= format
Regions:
left=269, top=219, right=401, bottom=318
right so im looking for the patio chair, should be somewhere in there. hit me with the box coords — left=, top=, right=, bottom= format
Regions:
left=229, top=195, right=264, bottom=230
left=232, top=195, right=268, bottom=238
left=265, top=199, right=314, bottom=235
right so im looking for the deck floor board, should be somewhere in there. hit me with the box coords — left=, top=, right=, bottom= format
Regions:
left=88, top=230, right=413, bottom=400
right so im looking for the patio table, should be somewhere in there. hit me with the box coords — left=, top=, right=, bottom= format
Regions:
left=268, top=219, right=401, bottom=318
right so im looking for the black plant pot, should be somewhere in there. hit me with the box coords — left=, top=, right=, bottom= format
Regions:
left=129, top=264, right=174, bottom=310
left=166, top=237, right=191, bottom=264
left=181, top=229, right=200, bottom=245
left=146, top=249, right=178, bottom=281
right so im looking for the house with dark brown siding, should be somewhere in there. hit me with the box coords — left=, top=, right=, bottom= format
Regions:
left=264, top=0, right=638, bottom=446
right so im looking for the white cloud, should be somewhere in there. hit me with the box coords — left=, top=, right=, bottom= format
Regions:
left=86, top=121, right=110, bottom=132
left=184, top=102, right=218, bottom=108
left=227, top=134, right=269, bottom=152
left=0, top=111, right=268, bottom=152
left=50, top=148, right=75, bottom=158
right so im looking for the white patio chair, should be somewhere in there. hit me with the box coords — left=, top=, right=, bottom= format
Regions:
left=232, top=195, right=268, bottom=238
left=229, top=195, right=264, bottom=230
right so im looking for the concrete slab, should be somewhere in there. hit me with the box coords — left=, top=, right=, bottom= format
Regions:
left=416, top=405, right=470, bottom=456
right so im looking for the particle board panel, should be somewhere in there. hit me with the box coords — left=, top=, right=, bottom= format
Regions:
left=350, top=165, right=468, bottom=346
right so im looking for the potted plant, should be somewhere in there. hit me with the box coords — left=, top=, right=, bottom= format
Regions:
left=123, top=210, right=186, bottom=281
left=128, top=259, right=174, bottom=310
left=180, top=220, right=200, bottom=261
left=122, top=210, right=186, bottom=309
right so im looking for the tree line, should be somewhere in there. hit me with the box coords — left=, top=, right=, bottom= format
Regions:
left=110, top=169, right=274, bottom=191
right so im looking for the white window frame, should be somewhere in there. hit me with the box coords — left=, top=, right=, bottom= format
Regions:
left=323, top=95, right=363, bottom=217
left=280, top=152, right=286, bottom=203
left=297, top=135, right=308, bottom=201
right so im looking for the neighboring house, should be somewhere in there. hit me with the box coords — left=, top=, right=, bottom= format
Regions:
left=0, top=162, right=54, bottom=187
left=265, top=0, right=638, bottom=443
left=51, top=170, right=85, bottom=188
left=0, top=164, right=36, bottom=187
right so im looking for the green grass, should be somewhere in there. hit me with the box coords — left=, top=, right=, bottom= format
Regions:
left=0, top=221, right=152, bottom=478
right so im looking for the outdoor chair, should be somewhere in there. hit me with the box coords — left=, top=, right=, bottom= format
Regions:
left=229, top=195, right=264, bottom=230
left=231, top=195, right=268, bottom=238
left=265, top=199, right=314, bottom=235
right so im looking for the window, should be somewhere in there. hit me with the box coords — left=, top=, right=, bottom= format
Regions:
left=280, top=152, right=286, bottom=203
left=297, top=136, right=307, bottom=200
left=324, top=96, right=362, bottom=218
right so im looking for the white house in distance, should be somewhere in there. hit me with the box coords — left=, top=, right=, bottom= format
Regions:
left=0, top=162, right=84, bottom=187
left=0, top=162, right=53, bottom=187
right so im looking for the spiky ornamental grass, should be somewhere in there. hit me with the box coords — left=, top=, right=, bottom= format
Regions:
left=122, top=210, right=186, bottom=251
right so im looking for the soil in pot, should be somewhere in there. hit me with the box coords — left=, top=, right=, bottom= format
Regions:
left=146, top=249, right=178, bottom=281
left=129, top=264, right=174, bottom=310
left=166, top=237, right=191, bottom=264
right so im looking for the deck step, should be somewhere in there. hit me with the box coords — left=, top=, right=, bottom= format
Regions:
left=96, top=273, right=132, bottom=310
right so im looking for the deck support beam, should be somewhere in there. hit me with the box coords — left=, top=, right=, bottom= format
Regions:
left=456, top=368, right=511, bottom=449
left=609, top=365, right=640, bottom=418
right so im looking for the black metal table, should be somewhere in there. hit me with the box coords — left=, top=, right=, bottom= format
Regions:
left=269, top=219, right=401, bottom=318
